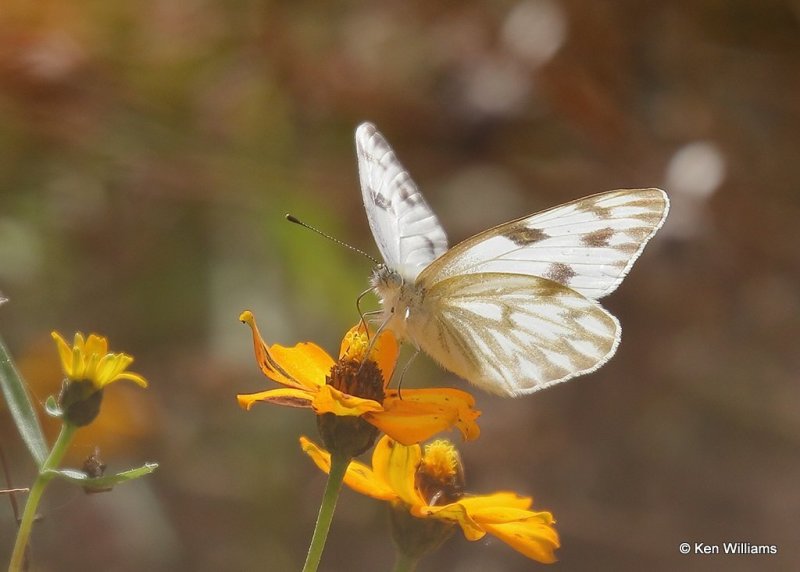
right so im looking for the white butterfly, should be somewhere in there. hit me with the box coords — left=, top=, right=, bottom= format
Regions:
left=356, top=122, right=669, bottom=397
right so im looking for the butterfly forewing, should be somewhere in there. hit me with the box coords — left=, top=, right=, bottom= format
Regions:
left=356, top=123, right=448, bottom=281
left=420, top=189, right=669, bottom=299
left=410, top=273, right=620, bottom=396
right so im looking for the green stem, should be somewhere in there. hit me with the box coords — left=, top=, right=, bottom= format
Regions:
left=9, top=423, right=76, bottom=572
left=301, top=452, right=350, bottom=572
left=391, top=551, right=420, bottom=572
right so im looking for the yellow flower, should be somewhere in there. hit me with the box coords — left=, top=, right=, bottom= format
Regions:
left=51, top=331, right=148, bottom=390
left=301, top=435, right=560, bottom=564
left=237, top=311, right=480, bottom=446
left=51, top=331, right=147, bottom=427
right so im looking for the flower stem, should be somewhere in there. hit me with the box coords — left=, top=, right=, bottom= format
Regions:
left=391, top=551, right=421, bottom=572
left=9, top=423, right=76, bottom=572
left=301, top=452, right=350, bottom=572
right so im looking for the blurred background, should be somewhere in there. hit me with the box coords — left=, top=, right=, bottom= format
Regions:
left=1, top=1, right=798, bottom=570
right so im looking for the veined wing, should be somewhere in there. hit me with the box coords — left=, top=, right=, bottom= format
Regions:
left=420, top=189, right=669, bottom=299
left=411, top=272, right=620, bottom=397
left=356, top=122, right=448, bottom=281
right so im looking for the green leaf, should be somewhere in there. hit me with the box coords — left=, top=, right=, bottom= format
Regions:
left=44, top=462, right=159, bottom=490
left=0, top=334, right=48, bottom=465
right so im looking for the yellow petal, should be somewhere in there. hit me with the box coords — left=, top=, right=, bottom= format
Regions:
left=84, top=333, right=109, bottom=357
left=414, top=502, right=485, bottom=541
left=72, top=332, right=86, bottom=353
left=51, top=331, right=74, bottom=377
left=71, top=338, right=85, bottom=378
left=240, top=310, right=334, bottom=390
left=479, top=515, right=560, bottom=563
left=373, top=388, right=481, bottom=444
left=419, top=493, right=558, bottom=562
left=371, top=436, right=425, bottom=506
left=114, top=371, right=149, bottom=388
left=94, top=354, right=121, bottom=387
left=365, top=407, right=455, bottom=446
left=456, top=492, right=533, bottom=513
left=300, top=437, right=398, bottom=501
left=311, top=385, right=384, bottom=417
left=413, top=493, right=532, bottom=541
left=237, top=388, right=314, bottom=410
left=269, top=343, right=335, bottom=388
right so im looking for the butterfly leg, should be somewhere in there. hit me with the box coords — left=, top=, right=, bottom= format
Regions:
left=395, top=347, right=420, bottom=400
left=355, top=287, right=376, bottom=338
left=357, top=311, right=393, bottom=375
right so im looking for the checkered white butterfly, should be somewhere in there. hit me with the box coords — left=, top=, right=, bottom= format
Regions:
left=356, top=122, right=669, bottom=397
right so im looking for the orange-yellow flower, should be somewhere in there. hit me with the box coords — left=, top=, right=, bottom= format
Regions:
left=237, top=311, right=480, bottom=446
left=301, top=435, right=560, bottom=563
left=51, top=331, right=147, bottom=427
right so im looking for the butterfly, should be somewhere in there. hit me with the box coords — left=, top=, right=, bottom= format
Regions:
left=355, top=122, right=669, bottom=397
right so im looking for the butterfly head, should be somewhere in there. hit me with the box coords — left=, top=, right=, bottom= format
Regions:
left=369, top=264, right=409, bottom=328
left=370, top=264, right=403, bottom=294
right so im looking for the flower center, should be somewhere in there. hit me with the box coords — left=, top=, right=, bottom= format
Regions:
left=326, top=358, right=385, bottom=403
left=416, top=440, right=465, bottom=506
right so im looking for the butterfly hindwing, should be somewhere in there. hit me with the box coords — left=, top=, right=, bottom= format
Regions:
left=407, top=272, right=621, bottom=396
left=421, top=189, right=669, bottom=299
left=356, top=122, right=448, bottom=281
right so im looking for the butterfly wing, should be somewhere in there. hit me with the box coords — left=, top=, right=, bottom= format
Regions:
left=356, top=122, right=448, bottom=281
left=407, top=272, right=620, bottom=396
left=421, top=188, right=669, bottom=299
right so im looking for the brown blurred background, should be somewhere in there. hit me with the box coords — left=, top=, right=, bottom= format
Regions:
left=1, top=1, right=798, bottom=570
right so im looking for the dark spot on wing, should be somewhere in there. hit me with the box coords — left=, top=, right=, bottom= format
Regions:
left=581, top=227, right=614, bottom=248
left=613, top=242, right=639, bottom=254
left=545, top=262, right=576, bottom=286
left=633, top=213, right=664, bottom=225
left=536, top=280, right=564, bottom=297
left=588, top=205, right=613, bottom=218
left=396, top=175, right=423, bottom=206
left=505, top=226, right=549, bottom=246
left=371, top=191, right=392, bottom=211
left=421, top=235, right=436, bottom=257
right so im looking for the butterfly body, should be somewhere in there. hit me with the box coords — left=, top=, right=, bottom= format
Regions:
left=356, top=122, right=668, bottom=397
left=369, top=264, right=418, bottom=340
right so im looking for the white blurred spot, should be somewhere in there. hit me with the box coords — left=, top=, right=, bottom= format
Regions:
left=665, top=141, right=726, bottom=198
left=462, top=56, right=531, bottom=116
left=501, top=0, right=567, bottom=67
left=19, top=32, right=84, bottom=82
left=662, top=141, right=726, bottom=239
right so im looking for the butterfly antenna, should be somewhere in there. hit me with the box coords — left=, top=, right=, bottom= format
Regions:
left=285, top=214, right=379, bottom=265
